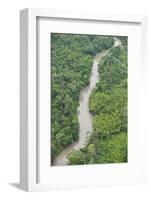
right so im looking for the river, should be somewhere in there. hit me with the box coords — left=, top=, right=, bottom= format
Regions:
left=52, top=37, right=121, bottom=166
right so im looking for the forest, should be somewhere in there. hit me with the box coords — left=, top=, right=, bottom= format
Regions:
left=51, top=33, right=127, bottom=165
left=67, top=37, right=128, bottom=164
left=51, top=33, right=114, bottom=163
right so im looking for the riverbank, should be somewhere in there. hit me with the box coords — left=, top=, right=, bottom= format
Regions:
left=53, top=46, right=113, bottom=166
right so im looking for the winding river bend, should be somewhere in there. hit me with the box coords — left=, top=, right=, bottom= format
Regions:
left=53, top=37, right=121, bottom=166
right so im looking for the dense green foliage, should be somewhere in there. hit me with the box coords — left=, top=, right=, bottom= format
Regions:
left=68, top=132, right=127, bottom=164
left=68, top=36, right=128, bottom=165
left=51, top=33, right=114, bottom=163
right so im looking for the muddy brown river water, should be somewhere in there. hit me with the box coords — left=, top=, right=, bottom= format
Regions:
left=52, top=37, right=121, bottom=166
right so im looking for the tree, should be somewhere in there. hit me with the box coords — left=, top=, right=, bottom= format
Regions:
left=51, top=33, right=115, bottom=163
left=93, top=112, right=122, bottom=137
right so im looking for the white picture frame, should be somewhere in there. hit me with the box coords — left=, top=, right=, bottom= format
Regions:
left=20, top=8, right=147, bottom=192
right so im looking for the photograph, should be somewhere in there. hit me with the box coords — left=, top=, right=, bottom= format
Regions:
left=51, top=33, right=128, bottom=166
